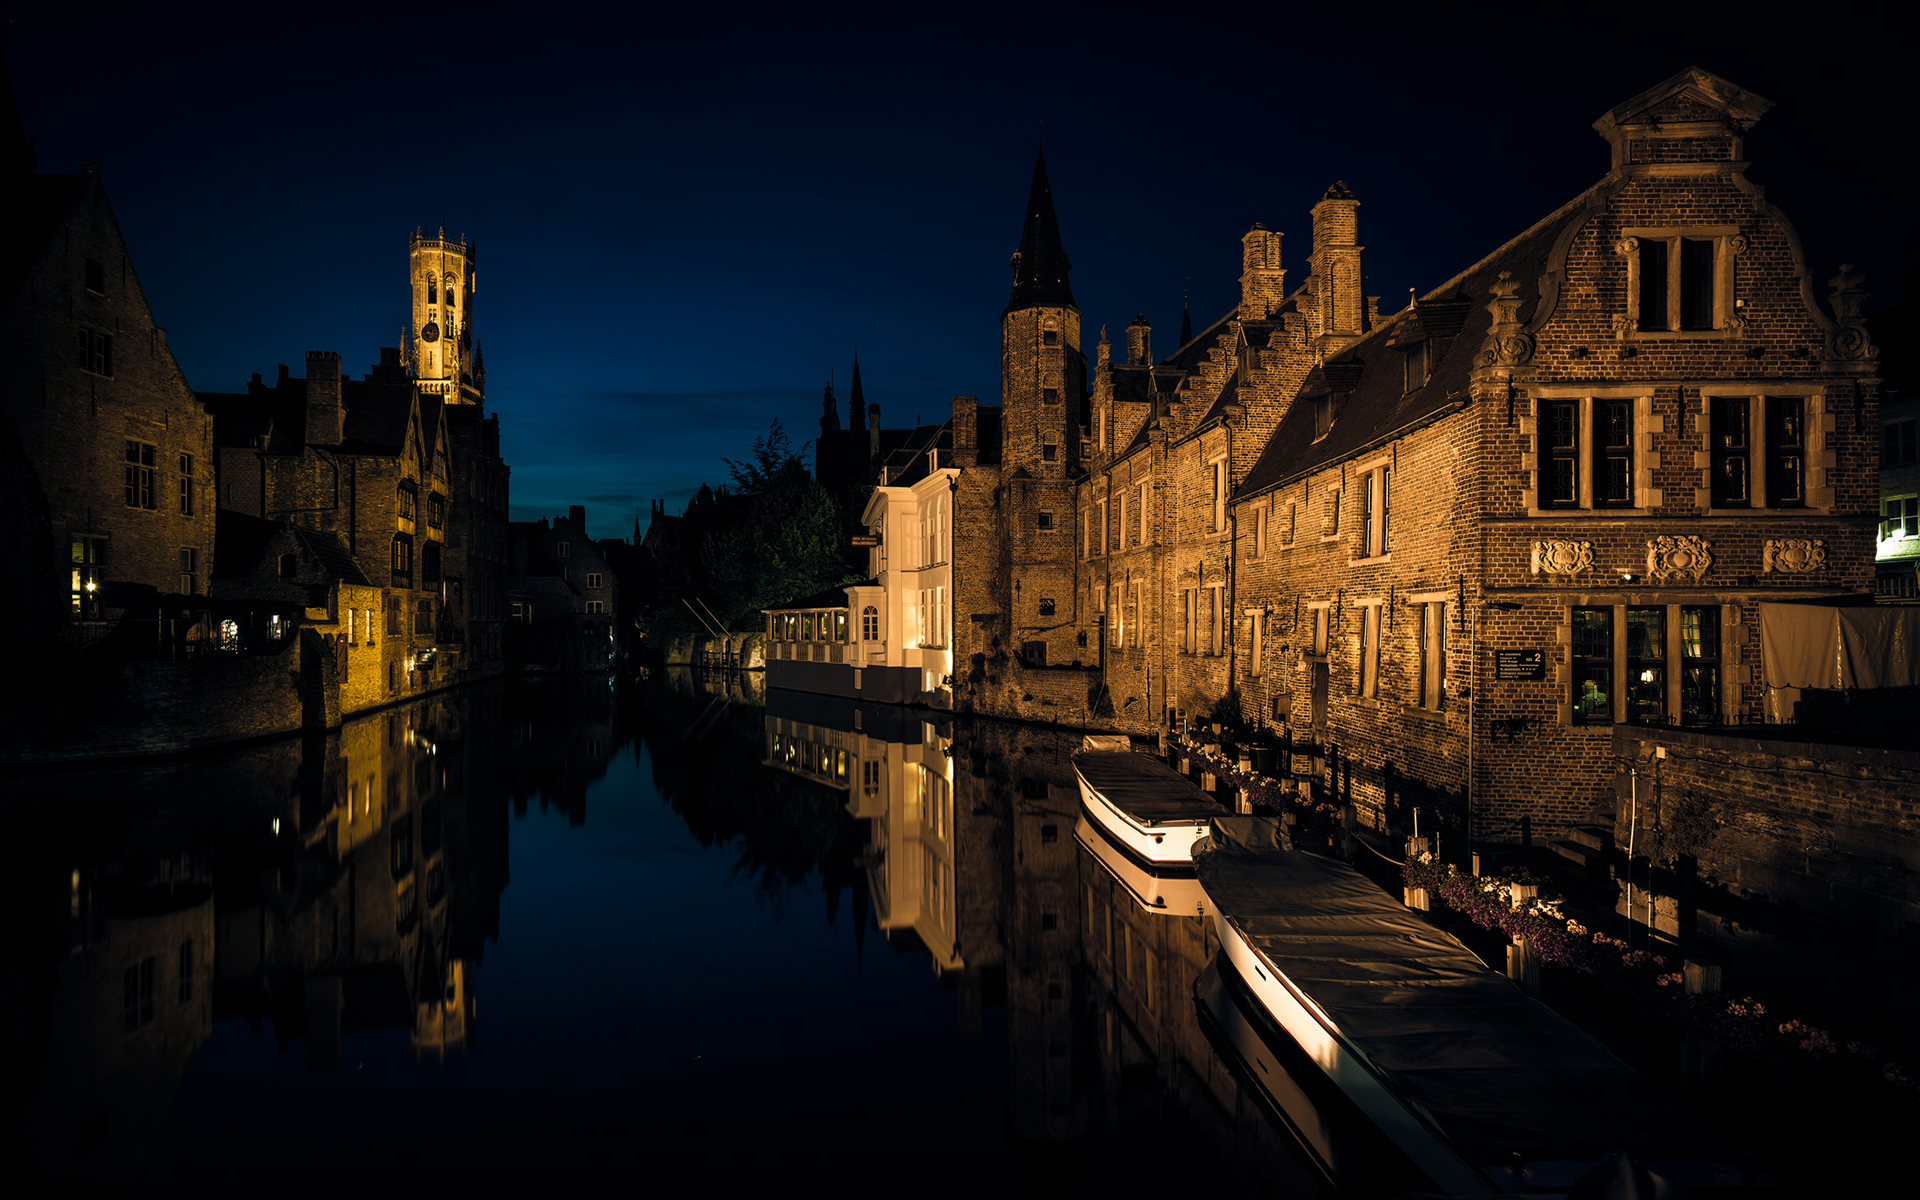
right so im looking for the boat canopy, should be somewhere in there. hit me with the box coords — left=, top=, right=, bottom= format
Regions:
left=1072, top=750, right=1220, bottom=825
left=1195, top=831, right=1709, bottom=1167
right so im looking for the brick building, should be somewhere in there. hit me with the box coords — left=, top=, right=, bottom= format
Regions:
left=947, top=68, right=1883, bottom=844
left=1, top=157, right=217, bottom=657
left=506, top=506, right=618, bottom=674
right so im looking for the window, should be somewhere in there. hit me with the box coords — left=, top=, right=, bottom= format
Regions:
left=1710, top=397, right=1750, bottom=507
left=1596, top=401, right=1634, bottom=507
left=124, top=441, right=156, bottom=508
left=1038, top=596, right=1056, bottom=617
left=801, top=612, right=815, bottom=641
left=1096, top=500, right=1107, bottom=554
left=1545, top=400, right=1580, bottom=506
left=587, top=572, right=603, bottom=588
left=415, top=600, right=433, bottom=635
left=557, top=541, right=570, bottom=557
left=1206, top=585, right=1223, bottom=655
left=1313, top=394, right=1333, bottom=440
left=1252, top=505, right=1267, bottom=558
left=71, top=536, right=104, bottom=618
left=397, top=486, right=416, bottom=521
left=1571, top=607, right=1613, bottom=725
left=1765, top=396, right=1805, bottom=508
left=835, top=611, right=848, bottom=642
left=1116, top=492, right=1127, bottom=547
left=1209, top=458, right=1227, bottom=533
left=586, top=600, right=605, bottom=614
left=1023, top=640, right=1047, bottom=666
left=1126, top=582, right=1140, bottom=648
left=1325, top=488, right=1341, bottom=537
left=1042, top=330, right=1059, bottom=347
left=178, top=939, right=193, bottom=1002
left=346, top=607, right=357, bottom=645
left=80, top=328, right=113, bottom=375
left=1629, top=232, right=1726, bottom=333
left=392, top=536, right=413, bottom=579
left=1357, top=464, right=1390, bottom=557
left=1883, top=496, right=1919, bottom=542
left=1357, top=604, right=1381, bottom=698
left=1181, top=589, right=1194, bottom=653
left=124, top=957, right=156, bottom=1031
left=1136, top=481, right=1149, bottom=545
left=388, top=598, right=404, bottom=635
left=435, top=447, right=448, bottom=481
left=1626, top=607, right=1665, bottom=724
left=1042, top=442, right=1057, bottom=462
left=510, top=602, right=526, bottom=624
left=178, top=548, right=196, bottom=596
left=422, top=541, right=441, bottom=584
left=178, top=454, right=194, bottom=515
left=277, top=553, right=297, bottom=578
left=1886, top=419, right=1918, bottom=466
left=1042, top=387, right=1060, bottom=404
left=1401, top=342, right=1427, bottom=393
left=1037, top=511, right=1054, bottom=530
left=1247, top=607, right=1263, bottom=678
left=1680, top=607, right=1719, bottom=726
left=85, top=258, right=105, bottom=293
left=1282, top=502, right=1297, bottom=546
left=427, top=494, right=445, bottom=529
left=862, top=606, right=879, bottom=641
left=1417, top=602, right=1446, bottom=709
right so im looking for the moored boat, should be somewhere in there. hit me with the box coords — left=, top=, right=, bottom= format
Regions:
left=1071, top=736, right=1220, bottom=868
left=1074, top=814, right=1210, bottom=918
left=1193, top=824, right=1773, bottom=1197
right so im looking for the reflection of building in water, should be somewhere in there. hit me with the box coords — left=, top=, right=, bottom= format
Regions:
left=764, top=691, right=959, bottom=969
left=213, top=686, right=509, bottom=1066
left=506, top=676, right=618, bottom=823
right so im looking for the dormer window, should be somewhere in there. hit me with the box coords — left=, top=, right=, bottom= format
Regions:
left=1401, top=342, right=1428, bottom=393
left=1312, top=395, right=1334, bottom=440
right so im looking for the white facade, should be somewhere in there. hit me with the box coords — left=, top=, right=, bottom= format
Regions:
left=861, top=466, right=959, bottom=705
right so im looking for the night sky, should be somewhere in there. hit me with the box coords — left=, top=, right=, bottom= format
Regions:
left=9, top=5, right=1914, bottom=541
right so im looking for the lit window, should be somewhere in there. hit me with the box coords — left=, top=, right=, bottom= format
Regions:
left=1626, top=607, right=1665, bottom=724
left=71, top=536, right=105, bottom=619
left=1571, top=607, right=1613, bottom=725
left=861, top=606, right=879, bottom=641
left=1680, top=607, right=1719, bottom=726
left=1883, top=496, right=1919, bottom=541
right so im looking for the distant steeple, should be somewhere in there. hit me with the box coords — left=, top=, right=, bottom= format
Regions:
left=820, top=379, right=841, bottom=432
left=1003, top=147, right=1076, bottom=316
left=849, top=352, right=867, bottom=431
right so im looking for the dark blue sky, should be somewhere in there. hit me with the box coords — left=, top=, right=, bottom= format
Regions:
left=10, top=4, right=1913, bottom=540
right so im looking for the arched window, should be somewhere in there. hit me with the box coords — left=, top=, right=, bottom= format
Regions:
left=445, top=274, right=457, bottom=306
left=277, top=553, right=297, bottom=578
left=862, top=606, right=879, bottom=641
left=426, top=276, right=437, bottom=304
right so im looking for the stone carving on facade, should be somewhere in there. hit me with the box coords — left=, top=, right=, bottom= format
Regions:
left=1610, top=313, right=1634, bottom=341
left=1613, top=236, right=1639, bottom=258
left=1726, top=313, right=1749, bottom=338
left=1762, top=538, right=1828, bottom=574
left=1531, top=539, right=1594, bottom=577
left=1728, top=234, right=1749, bottom=256
left=1474, top=271, right=1535, bottom=375
left=1825, top=264, right=1879, bottom=362
left=1647, top=535, right=1714, bottom=583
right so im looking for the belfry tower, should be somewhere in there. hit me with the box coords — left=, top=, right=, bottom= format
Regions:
left=408, top=229, right=483, bottom=404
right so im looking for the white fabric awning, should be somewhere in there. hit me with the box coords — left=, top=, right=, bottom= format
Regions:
left=1760, top=602, right=1920, bottom=690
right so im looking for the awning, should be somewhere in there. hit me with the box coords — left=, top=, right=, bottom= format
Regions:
left=1759, top=601, right=1920, bottom=690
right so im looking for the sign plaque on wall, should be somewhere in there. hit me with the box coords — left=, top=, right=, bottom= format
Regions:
left=1494, top=649, right=1546, bottom=681
left=1290, top=754, right=1316, bottom=777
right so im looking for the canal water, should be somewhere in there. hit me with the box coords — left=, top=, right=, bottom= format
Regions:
left=0, top=674, right=1332, bottom=1198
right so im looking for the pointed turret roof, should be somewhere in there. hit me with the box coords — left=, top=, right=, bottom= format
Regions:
left=1180, top=295, right=1193, bottom=346
left=848, top=352, right=866, bottom=430
left=1003, top=148, right=1076, bottom=316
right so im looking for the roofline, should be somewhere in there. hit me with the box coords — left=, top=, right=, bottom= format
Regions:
left=1415, top=176, right=1609, bottom=307
left=1238, top=396, right=1472, bottom=502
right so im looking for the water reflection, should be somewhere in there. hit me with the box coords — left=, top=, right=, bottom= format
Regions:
left=4, top=673, right=1328, bottom=1195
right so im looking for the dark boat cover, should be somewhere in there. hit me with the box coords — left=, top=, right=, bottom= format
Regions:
left=1195, top=830, right=1708, bottom=1169
left=1072, top=751, right=1221, bottom=825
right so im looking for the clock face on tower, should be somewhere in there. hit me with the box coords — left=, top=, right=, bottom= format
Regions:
left=422, top=320, right=440, bottom=343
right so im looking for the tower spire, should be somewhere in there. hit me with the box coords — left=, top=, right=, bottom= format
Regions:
left=849, top=351, right=866, bottom=431
left=1003, top=147, right=1076, bottom=316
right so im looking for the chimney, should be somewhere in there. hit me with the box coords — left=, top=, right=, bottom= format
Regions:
left=304, top=351, right=343, bottom=446
left=1125, top=315, right=1152, bottom=366
left=1240, top=224, right=1286, bottom=319
left=569, top=504, right=586, bottom=532
left=952, top=396, right=978, bottom=468
left=1309, top=183, right=1363, bottom=352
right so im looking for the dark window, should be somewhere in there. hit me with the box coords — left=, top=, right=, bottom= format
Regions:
left=1637, top=239, right=1669, bottom=331
left=422, top=541, right=442, bottom=584
left=71, top=536, right=104, bottom=618
left=1765, top=396, right=1805, bottom=507
left=1571, top=607, right=1612, bottom=724
left=1042, top=330, right=1059, bottom=346
left=178, top=453, right=194, bottom=515
left=420, top=799, right=442, bottom=856
left=84, top=258, right=105, bottom=293
left=1040, top=824, right=1058, bottom=843
left=1545, top=400, right=1579, bottom=506
left=391, top=819, right=413, bottom=877
left=387, top=598, right=403, bottom=636
left=1041, top=387, right=1060, bottom=404
left=1680, top=607, right=1719, bottom=726
left=1021, top=640, right=1047, bottom=666
left=124, top=441, right=156, bottom=508
left=1040, top=912, right=1058, bottom=932
left=427, top=494, right=444, bottom=529
left=1595, top=401, right=1633, bottom=506
left=1626, top=607, right=1665, bottom=724
left=1036, top=511, right=1054, bottom=530
left=1037, top=596, right=1056, bottom=616
left=426, top=277, right=437, bottom=304
left=1042, top=442, right=1057, bottom=462
left=392, top=537, right=413, bottom=579
left=1710, top=397, right=1750, bottom=507
left=1313, top=395, right=1333, bottom=439
left=80, top=328, right=112, bottom=375
left=1401, top=342, right=1426, bottom=392
left=1885, top=419, right=1918, bottom=466
left=415, top=599, right=433, bottom=635
left=1679, top=238, right=1716, bottom=330
left=179, top=547, right=196, bottom=596
left=277, top=553, right=297, bottom=578
left=397, top=486, right=416, bottom=520
left=123, top=957, right=155, bottom=1031
left=557, top=541, right=570, bottom=558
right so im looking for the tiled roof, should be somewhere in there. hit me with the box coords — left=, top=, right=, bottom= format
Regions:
left=1237, top=190, right=1595, bottom=499
left=292, top=527, right=372, bottom=586
left=1004, top=148, right=1076, bottom=315
left=340, top=380, right=416, bottom=453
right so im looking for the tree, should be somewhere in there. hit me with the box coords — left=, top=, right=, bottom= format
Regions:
left=721, top=419, right=807, bottom=497
left=705, top=458, right=858, bottom=627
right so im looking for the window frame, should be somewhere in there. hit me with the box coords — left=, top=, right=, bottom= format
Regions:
left=1884, top=418, right=1918, bottom=467
left=1620, top=226, right=1738, bottom=338
left=1570, top=606, right=1614, bottom=725
left=1699, top=386, right=1829, bottom=514
left=1882, top=494, right=1919, bottom=544
left=1525, top=389, right=1658, bottom=516
left=124, top=440, right=157, bottom=509
left=178, top=453, right=195, bottom=515
left=1208, top=456, right=1228, bottom=534
left=1416, top=599, right=1446, bottom=710
left=1354, top=459, right=1391, bottom=560
left=1356, top=601, right=1382, bottom=699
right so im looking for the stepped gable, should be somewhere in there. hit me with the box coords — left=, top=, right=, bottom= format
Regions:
left=1237, top=194, right=1591, bottom=499
left=339, top=379, right=415, bottom=453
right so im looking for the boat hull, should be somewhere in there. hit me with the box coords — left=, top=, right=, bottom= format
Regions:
left=1074, top=764, right=1211, bottom=867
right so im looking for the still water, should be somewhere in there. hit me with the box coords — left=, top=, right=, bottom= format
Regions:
left=1, top=673, right=1331, bottom=1198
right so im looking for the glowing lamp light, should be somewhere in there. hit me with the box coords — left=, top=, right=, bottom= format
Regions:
left=1640, top=670, right=1656, bottom=682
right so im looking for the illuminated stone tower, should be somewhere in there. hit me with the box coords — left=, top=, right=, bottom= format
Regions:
left=408, top=229, right=483, bottom=404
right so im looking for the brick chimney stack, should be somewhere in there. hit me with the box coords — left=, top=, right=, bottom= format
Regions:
left=1125, top=315, right=1152, bottom=366
left=305, top=351, right=343, bottom=446
left=1309, top=182, right=1364, bottom=357
left=951, top=395, right=978, bottom=468
left=1240, top=224, right=1286, bottom=319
